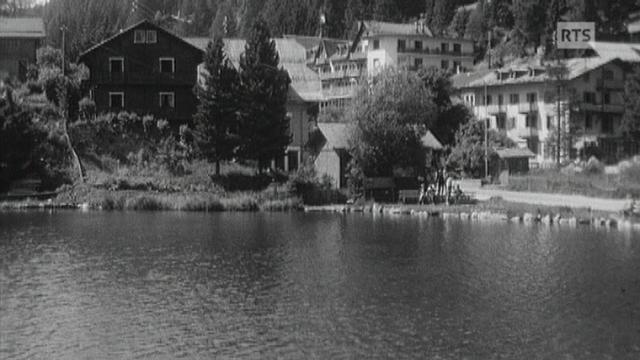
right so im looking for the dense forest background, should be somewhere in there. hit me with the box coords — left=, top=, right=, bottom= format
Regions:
left=2, top=0, right=640, bottom=63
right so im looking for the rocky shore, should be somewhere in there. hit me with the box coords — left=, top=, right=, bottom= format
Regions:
left=304, top=203, right=640, bottom=232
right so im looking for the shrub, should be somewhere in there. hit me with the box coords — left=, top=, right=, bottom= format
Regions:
left=78, top=97, right=96, bottom=120
left=584, top=156, right=604, bottom=175
left=26, top=80, right=43, bottom=94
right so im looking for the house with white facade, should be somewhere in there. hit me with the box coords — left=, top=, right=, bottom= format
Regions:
left=453, top=55, right=637, bottom=164
left=353, top=20, right=475, bottom=76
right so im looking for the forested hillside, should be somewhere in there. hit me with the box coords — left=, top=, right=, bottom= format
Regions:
left=4, top=0, right=640, bottom=62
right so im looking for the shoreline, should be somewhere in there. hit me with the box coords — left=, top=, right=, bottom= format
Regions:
left=2, top=190, right=639, bottom=232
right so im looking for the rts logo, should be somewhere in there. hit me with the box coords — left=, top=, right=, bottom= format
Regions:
left=556, top=22, right=596, bottom=49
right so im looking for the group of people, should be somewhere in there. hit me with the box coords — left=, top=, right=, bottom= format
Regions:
left=418, top=169, right=463, bottom=205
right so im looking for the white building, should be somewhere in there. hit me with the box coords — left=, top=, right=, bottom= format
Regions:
left=354, top=20, right=475, bottom=75
left=453, top=55, right=637, bottom=165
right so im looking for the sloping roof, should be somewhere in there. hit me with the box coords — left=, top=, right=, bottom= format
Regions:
left=187, top=37, right=324, bottom=102
left=496, top=147, right=536, bottom=159
left=456, top=1, right=478, bottom=13
left=80, top=20, right=203, bottom=60
left=628, top=18, right=640, bottom=34
left=421, top=130, right=443, bottom=150
left=452, top=56, right=619, bottom=89
left=361, top=20, right=433, bottom=37
left=588, top=41, right=640, bottom=62
left=318, top=123, right=350, bottom=150
left=0, top=17, right=45, bottom=38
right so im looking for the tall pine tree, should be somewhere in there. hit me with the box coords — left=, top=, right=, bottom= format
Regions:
left=238, top=19, right=291, bottom=171
left=194, top=37, right=240, bottom=176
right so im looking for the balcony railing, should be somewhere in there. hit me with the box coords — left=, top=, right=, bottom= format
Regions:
left=511, top=127, right=539, bottom=138
left=322, top=85, right=357, bottom=99
left=397, top=47, right=474, bottom=57
left=578, top=102, right=624, bottom=113
left=596, top=79, right=625, bottom=91
left=518, top=102, right=538, bottom=113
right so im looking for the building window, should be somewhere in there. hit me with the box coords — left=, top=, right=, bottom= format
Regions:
left=453, top=61, right=461, bottom=72
left=441, top=60, right=449, bottom=70
left=547, top=116, right=553, bottom=129
left=134, top=30, right=146, bottom=43
left=602, top=116, right=613, bottom=133
left=603, top=92, right=611, bottom=104
left=159, top=57, right=175, bottom=73
left=585, top=114, right=593, bottom=129
left=109, top=57, right=124, bottom=73
left=485, top=94, right=492, bottom=105
left=146, top=30, right=157, bottom=43
left=604, top=70, right=614, bottom=80
left=397, top=39, right=406, bottom=51
left=498, top=94, right=504, bottom=106
left=453, top=43, right=461, bottom=54
left=441, top=43, right=449, bottom=53
left=159, top=92, right=175, bottom=108
left=497, top=114, right=506, bottom=129
left=109, top=92, right=124, bottom=108
left=415, top=40, right=422, bottom=50
left=414, top=58, right=423, bottom=68
left=526, top=113, right=538, bottom=128
left=526, top=92, right=536, bottom=103
left=510, top=93, right=519, bottom=104
left=373, top=39, right=380, bottom=50
left=287, top=150, right=299, bottom=171
left=584, top=91, right=596, bottom=104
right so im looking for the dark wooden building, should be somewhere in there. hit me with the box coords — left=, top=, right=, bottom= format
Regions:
left=79, top=20, right=203, bottom=124
left=0, top=17, right=45, bottom=81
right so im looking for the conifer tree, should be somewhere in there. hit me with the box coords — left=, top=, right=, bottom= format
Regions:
left=622, top=66, right=640, bottom=141
left=373, top=0, right=400, bottom=22
left=238, top=19, right=291, bottom=171
left=431, top=0, right=456, bottom=35
left=194, top=37, right=240, bottom=176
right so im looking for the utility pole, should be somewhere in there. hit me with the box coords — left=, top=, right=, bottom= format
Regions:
left=484, top=81, right=489, bottom=180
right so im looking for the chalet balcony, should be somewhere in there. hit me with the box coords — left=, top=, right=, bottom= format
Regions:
left=518, top=102, right=538, bottom=113
left=578, top=102, right=624, bottom=113
left=322, top=85, right=357, bottom=99
left=596, top=79, right=624, bottom=91
left=397, top=47, right=474, bottom=57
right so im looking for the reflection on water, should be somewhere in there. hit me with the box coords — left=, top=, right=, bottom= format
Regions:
left=1, top=212, right=639, bottom=359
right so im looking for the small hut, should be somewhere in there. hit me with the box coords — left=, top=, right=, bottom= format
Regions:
left=494, top=147, right=536, bottom=184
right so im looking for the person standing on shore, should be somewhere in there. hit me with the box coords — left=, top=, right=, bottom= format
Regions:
left=436, top=169, right=445, bottom=197
left=445, top=172, right=454, bottom=206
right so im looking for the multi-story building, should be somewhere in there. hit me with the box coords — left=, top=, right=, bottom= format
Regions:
left=0, top=17, right=45, bottom=81
left=285, top=35, right=367, bottom=112
left=453, top=56, right=637, bottom=164
left=353, top=20, right=475, bottom=75
left=79, top=20, right=203, bottom=124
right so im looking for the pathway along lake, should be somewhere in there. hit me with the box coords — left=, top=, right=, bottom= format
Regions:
left=1, top=211, right=639, bottom=359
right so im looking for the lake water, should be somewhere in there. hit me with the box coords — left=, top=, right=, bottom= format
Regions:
left=1, top=211, right=639, bottom=359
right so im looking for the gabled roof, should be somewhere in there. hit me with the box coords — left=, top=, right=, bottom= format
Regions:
left=0, top=17, right=45, bottom=38
left=361, top=20, right=433, bottom=37
left=187, top=37, right=324, bottom=102
left=452, top=56, right=622, bottom=89
left=496, top=147, right=536, bottom=159
left=421, top=130, right=443, bottom=150
left=588, top=41, right=640, bottom=62
left=79, top=20, right=204, bottom=61
left=317, top=123, right=350, bottom=150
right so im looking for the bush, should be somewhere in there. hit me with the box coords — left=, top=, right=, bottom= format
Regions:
left=584, top=156, right=604, bottom=175
left=78, top=97, right=96, bottom=120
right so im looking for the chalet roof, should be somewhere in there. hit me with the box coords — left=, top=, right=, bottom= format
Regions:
left=186, top=37, right=324, bottom=102
left=361, top=20, right=433, bottom=37
left=317, top=122, right=350, bottom=150
left=452, top=56, right=620, bottom=89
left=588, top=41, right=640, bottom=62
left=79, top=20, right=203, bottom=61
left=495, top=147, right=536, bottom=159
left=0, top=17, right=45, bottom=38
left=421, top=130, right=443, bottom=150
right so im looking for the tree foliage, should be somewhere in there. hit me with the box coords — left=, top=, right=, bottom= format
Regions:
left=622, top=65, right=640, bottom=140
left=447, top=120, right=515, bottom=178
left=237, top=19, right=291, bottom=170
left=194, top=37, right=240, bottom=175
left=346, top=68, right=436, bottom=178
